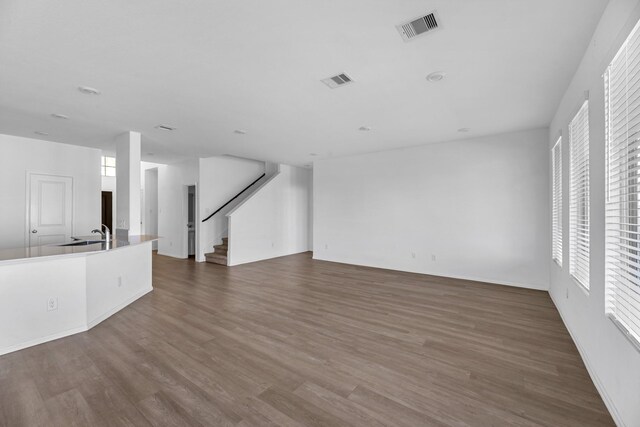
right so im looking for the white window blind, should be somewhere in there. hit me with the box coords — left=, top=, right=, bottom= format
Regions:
left=605, top=19, right=640, bottom=347
left=552, top=137, right=562, bottom=266
left=569, top=100, right=590, bottom=289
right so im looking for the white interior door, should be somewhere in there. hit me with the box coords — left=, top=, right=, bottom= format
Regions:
left=29, top=174, right=73, bottom=246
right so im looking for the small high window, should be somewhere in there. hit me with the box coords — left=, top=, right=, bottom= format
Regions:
left=101, top=156, right=116, bottom=177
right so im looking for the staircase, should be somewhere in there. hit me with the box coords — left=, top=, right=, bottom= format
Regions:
left=202, top=173, right=268, bottom=267
left=205, top=237, right=228, bottom=265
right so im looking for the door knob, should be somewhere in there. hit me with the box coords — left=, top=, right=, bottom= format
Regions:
left=31, top=229, right=37, bottom=233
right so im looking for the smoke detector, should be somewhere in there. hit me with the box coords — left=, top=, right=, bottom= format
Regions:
left=426, top=71, right=446, bottom=82
left=396, top=11, right=440, bottom=42
left=321, top=73, right=354, bottom=89
left=51, top=113, right=69, bottom=119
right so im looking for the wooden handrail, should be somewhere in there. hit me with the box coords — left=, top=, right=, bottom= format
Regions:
left=201, top=173, right=266, bottom=222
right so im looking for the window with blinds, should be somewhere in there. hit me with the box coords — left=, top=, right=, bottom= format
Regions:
left=569, top=100, right=590, bottom=289
left=552, top=138, right=562, bottom=266
left=605, top=19, right=640, bottom=347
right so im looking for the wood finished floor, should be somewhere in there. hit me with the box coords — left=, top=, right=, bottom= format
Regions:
left=0, top=252, right=614, bottom=426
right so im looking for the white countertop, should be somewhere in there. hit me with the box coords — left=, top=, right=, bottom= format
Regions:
left=0, top=235, right=160, bottom=265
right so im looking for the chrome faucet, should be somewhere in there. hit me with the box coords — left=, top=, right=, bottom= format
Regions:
left=91, top=224, right=111, bottom=242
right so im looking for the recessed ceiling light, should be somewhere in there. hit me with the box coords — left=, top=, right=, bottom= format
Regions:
left=426, top=71, right=446, bottom=82
left=34, top=131, right=49, bottom=136
left=147, top=152, right=154, bottom=156
left=458, top=127, right=471, bottom=133
left=359, top=126, right=371, bottom=131
left=51, top=113, right=69, bottom=119
left=78, top=86, right=101, bottom=95
left=234, top=129, right=247, bottom=135
left=155, top=125, right=176, bottom=131
left=310, top=153, right=318, bottom=156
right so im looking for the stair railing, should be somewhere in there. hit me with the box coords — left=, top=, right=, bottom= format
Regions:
left=201, top=173, right=266, bottom=223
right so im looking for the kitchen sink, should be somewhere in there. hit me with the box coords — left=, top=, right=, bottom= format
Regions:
left=59, top=240, right=105, bottom=246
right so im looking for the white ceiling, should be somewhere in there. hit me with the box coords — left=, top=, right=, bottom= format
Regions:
left=0, top=0, right=608, bottom=165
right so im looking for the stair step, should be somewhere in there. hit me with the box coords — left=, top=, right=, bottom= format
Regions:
left=205, top=252, right=226, bottom=259
left=206, top=237, right=229, bottom=266
left=205, top=252, right=228, bottom=266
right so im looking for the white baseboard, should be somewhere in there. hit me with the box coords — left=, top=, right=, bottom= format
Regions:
left=229, top=248, right=310, bottom=266
left=0, top=287, right=154, bottom=357
left=549, top=292, right=624, bottom=427
left=312, top=254, right=548, bottom=291
left=0, top=325, right=88, bottom=356
left=157, top=250, right=187, bottom=259
left=87, top=287, right=153, bottom=329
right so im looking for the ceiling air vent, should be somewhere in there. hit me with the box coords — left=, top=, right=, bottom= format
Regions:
left=321, top=73, right=353, bottom=89
left=396, top=11, right=440, bottom=42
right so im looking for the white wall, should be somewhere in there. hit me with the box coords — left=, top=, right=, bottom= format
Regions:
left=227, top=164, right=311, bottom=266
left=157, top=159, right=198, bottom=258
left=102, top=160, right=163, bottom=237
left=313, top=128, right=550, bottom=290
left=198, top=156, right=265, bottom=262
left=0, top=134, right=101, bottom=250
left=85, top=241, right=152, bottom=328
left=549, top=1, right=640, bottom=426
left=115, top=132, right=142, bottom=234
left=144, top=168, right=158, bottom=250
left=140, top=161, right=164, bottom=237
left=308, top=169, right=314, bottom=248
left=0, top=256, right=86, bottom=355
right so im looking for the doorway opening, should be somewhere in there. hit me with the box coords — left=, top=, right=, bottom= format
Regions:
left=144, top=168, right=159, bottom=250
left=187, top=185, right=196, bottom=258
left=101, top=191, right=113, bottom=232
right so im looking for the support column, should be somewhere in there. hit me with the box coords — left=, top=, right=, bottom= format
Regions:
left=115, top=131, right=141, bottom=237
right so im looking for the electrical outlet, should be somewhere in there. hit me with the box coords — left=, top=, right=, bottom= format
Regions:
left=47, top=297, right=58, bottom=311
left=118, top=276, right=122, bottom=287
left=431, top=254, right=436, bottom=262
left=411, top=252, right=416, bottom=259
left=566, top=288, right=569, bottom=299
left=324, top=244, right=328, bottom=250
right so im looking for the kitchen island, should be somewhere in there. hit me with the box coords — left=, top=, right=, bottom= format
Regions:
left=0, top=235, right=159, bottom=356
